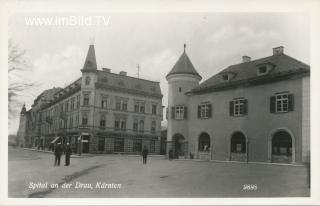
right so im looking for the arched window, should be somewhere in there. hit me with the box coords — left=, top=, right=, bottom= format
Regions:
left=198, top=133, right=210, bottom=151
left=85, top=76, right=90, bottom=85
left=231, top=132, right=246, bottom=153
left=272, top=131, right=292, bottom=156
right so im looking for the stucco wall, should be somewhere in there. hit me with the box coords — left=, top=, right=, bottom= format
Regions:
left=184, top=77, right=304, bottom=163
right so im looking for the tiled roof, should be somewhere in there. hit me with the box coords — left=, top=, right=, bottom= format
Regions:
left=190, top=53, right=309, bottom=94
left=96, top=71, right=162, bottom=98
left=166, top=51, right=202, bottom=79
left=82, top=45, right=97, bottom=70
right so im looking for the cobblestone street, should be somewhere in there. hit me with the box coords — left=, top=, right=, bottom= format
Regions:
left=8, top=147, right=310, bottom=198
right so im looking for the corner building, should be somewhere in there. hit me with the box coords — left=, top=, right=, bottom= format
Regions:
left=20, top=45, right=163, bottom=154
left=166, top=46, right=310, bottom=164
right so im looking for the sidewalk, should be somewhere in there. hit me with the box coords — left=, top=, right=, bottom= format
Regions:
left=22, top=147, right=94, bottom=158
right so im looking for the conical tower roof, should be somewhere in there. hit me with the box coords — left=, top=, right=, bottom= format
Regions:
left=166, top=45, right=201, bottom=80
left=82, top=44, right=97, bottom=70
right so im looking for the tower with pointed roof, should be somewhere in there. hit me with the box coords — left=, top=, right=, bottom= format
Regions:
left=166, top=44, right=202, bottom=158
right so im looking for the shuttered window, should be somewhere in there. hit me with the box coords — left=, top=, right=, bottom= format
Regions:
left=171, top=106, right=187, bottom=120
left=229, top=98, right=248, bottom=116
left=198, top=103, right=212, bottom=118
left=270, top=93, right=294, bottom=113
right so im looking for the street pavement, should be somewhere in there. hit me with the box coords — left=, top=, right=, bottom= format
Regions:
left=8, top=147, right=310, bottom=198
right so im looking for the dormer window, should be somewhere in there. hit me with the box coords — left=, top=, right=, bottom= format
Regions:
left=220, top=72, right=236, bottom=82
left=256, top=63, right=274, bottom=76
left=222, top=74, right=229, bottom=81
left=258, top=66, right=267, bottom=74
left=85, top=76, right=90, bottom=85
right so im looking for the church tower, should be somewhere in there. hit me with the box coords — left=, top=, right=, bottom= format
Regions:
left=166, top=44, right=202, bottom=158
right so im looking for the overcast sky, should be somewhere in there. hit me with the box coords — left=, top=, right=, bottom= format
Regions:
left=8, top=12, right=309, bottom=134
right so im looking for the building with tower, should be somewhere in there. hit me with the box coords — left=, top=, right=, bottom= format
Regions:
left=17, top=44, right=163, bottom=154
left=166, top=45, right=310, bottom=164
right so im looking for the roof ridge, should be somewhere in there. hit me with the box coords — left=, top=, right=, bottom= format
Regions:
left=98, top=70, right=160, bottom=84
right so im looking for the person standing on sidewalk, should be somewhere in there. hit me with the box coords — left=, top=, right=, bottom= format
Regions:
left=142, top=146, right=149, bottom=165
left=64, top=143, right=72, bottom=166
left=54, top=143, right=62, bottom=166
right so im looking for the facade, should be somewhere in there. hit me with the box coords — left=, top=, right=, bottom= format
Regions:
left=166, top=45, right=310, bottom=164
left=19, top=44, right=163, bottom=154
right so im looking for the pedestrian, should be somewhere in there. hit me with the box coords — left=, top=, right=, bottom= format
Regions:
left=65, top=143, right=72, bottom=166
left=142, top=146, right=149, bottom=165
left=54, top=143, right=62, bottom=166
left=169, top=149, right=173, bottom=160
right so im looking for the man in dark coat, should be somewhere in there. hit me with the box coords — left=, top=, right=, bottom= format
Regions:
left=142, top=146, right=149, bottom=164
left=65, top=143, right=72, bottom=166
left=54, top=143, right=62, bottom=166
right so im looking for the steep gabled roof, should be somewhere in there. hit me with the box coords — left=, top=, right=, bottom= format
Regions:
left=82, top=45, right=97, bottom=70
left=166, top=50, right=201, bottom=79
left=190, top=53, right=309, bottom=94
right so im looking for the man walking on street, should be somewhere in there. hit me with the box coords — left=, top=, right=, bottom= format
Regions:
left=54, top=143, right=62, bottom=166
left=65, top=143, right=72, bottom=166
left=142, top=146, right=149, bottom=165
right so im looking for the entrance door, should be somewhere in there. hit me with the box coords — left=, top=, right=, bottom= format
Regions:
left=230, top=132, right=247, bottom=161
left=272, top=131, right=292, bottom=163
left=82, top=135, right=90, bottom=153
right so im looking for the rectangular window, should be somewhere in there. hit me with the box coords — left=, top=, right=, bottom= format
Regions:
left=140, top=104, right=145, bottom=113
left=230, top=99, right=248, bottom=116
left=139, top=120, right=144, bottom=133
left=198, top=103, right=212, bottom=118
left=151, top=120, right=156, bottom=133
left=152, top=104, right=157, bottom=115
left=134, top=104, right=139, bottom=113
left=65, top=101, right=69, bottom=112
left=100, top=115, right=106, bottom=128
left=175, top=106, right=185, bottom=120
left=115, top=99, right=128, bottom=111
left=115, top=118, right=126, bottom=130
left=82, top=114, right=88, bottom=125
left=270, top=93, right=294, bottom=113
left=76, top=95, right=80, bottom=109
left=101, top=100, right=107, bottom=109
left=71, top=98, right=75, bottom=111
left=114, top=120, right=120, bottom=130
left=133, top=120, right=138, bottom=131
left=83, top=94, right=89, bottom=106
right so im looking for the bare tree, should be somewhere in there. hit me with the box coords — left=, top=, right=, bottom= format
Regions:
left=8, top=39, right=36, bottom=119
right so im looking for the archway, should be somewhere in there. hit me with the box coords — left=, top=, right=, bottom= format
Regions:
left=271, top=131, right=292, bottom=163
left=230, top=132, right=247, bottom=161
left=198, top=132, right=210, bottom=152
left=172, top=133, right=186, bottom=158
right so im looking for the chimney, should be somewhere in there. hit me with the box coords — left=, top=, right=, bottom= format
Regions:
left=242, top=56, right=251, bottom=63
left=273, top=46, right=284, bottom=55
left=102, top=68, right=111, bottom=73
left=119, top=71, right=127, bottom=76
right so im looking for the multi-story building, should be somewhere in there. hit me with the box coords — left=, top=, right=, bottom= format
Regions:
left=19, top=44, right=163, bottom=154
left=166, top=45, right=310, bottom=164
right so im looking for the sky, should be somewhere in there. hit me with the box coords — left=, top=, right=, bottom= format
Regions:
left=8, top=12, right=309, bottom=134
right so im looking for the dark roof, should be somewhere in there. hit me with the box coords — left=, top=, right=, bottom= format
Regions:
left=190, top=53, right=310, bottom=94
left=82, top=45, right=97, bottom=70
left=96, top=70, right=162, bottom=98
left=166, top=51, right=201, bottom=79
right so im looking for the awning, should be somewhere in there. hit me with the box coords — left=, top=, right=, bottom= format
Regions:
left=51, top=137, right=61, bottom=144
